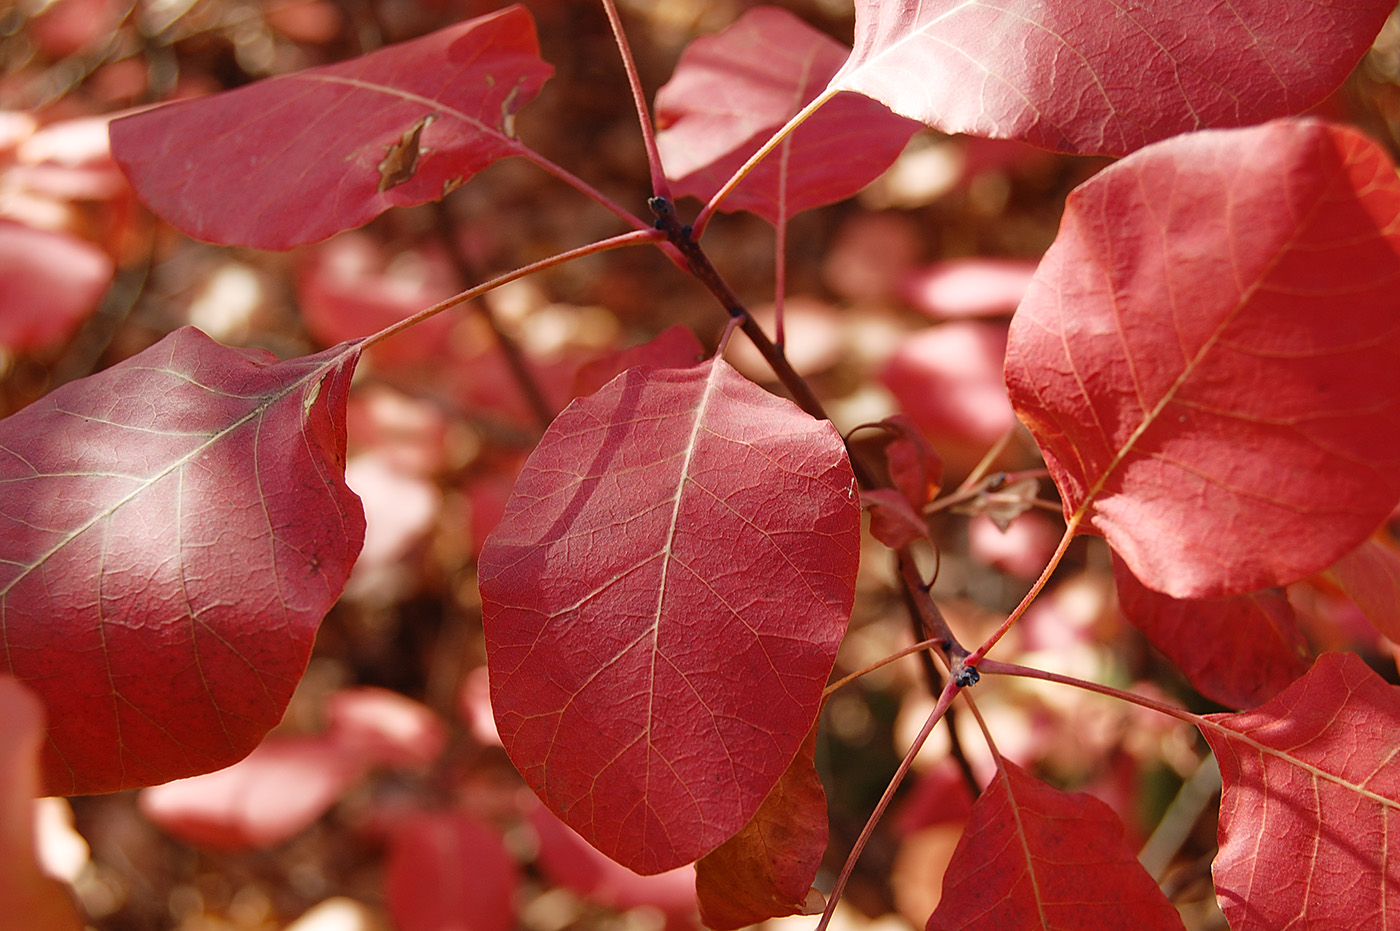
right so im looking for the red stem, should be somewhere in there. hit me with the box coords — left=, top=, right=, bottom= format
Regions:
left=600, top=0, right=671, bottom=200
left=362, top=229, right=663, bottom=350
left=977, top=658, right=1202, bottom=724
left=815, top=679, right=961, bottom=931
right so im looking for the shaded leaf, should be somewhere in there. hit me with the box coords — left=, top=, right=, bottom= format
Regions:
left=110, top=6, right=551, bottom=249
left=695, top=722, right=827, bottom=929
left=1201, top=652, right=1400, bottom=930
left=386, top=812, right=518, bottom=931
left=831, top=0, right=1393, bottom=156
left=0, top=327, right=364, bottom=794
left=480, top=359, right=860, bottom=873
left=864, top=488, right=931, bottom=549
left=926, top=761, right=1185, bottom=931
left=1114, top=556, right=1309, bottom=709
left=655, top=6, right=918, bottom=223
left=881, top=413, right=943, bottom=511
left=0, top=678, right=83, bottom=931
left=1005, top=119, right=1400, bottom=599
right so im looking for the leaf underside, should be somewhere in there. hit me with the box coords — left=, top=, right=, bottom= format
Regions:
left=1202, top=652, right=1400, bottom=931
left=0, top=327, right=364, bottom=795
left=1006, top=119, right=1400, bottom=599
left=832, top=0, right=1395, bottom=156
left=109, top=5, right=551, bottom=249
left=480, top=359, right=860, bottom=874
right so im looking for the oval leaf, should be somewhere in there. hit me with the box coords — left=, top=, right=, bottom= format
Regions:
left=655, top=6, right=918, bottom=224
left=831, top=0, right=1394, bottom=156
left=0, top=327, right=364, bottom=795
left=1006, top=119, right=1400, bottom=599
left=480, top=359, right=860, bottom=874
left=1201, top=652, right=1400, bottom=931
left=109, top=6, right=551, bottom=249
left=926, top=761, right=1185, bottom=931
left=1114, top=556, right=1309, bottom=709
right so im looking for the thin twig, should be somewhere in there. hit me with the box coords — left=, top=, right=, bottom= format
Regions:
left=362, top=229, right=663, bottom=350
left=599, top=0, right=671, bottom=199
left=432, top=201, right=554, bottom=429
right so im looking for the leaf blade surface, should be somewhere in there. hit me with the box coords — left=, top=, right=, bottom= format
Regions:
left=926, top=761, right=1185, bottom=930
left=0, top=327, right=364, bottom=794
left=832, top=1, right=1393, bottom=156
left=109, top=6, right=550, bottom=249
left=480, top=359, right=860, bottom=874
left=1005, top=119, right=1400, bottom=598
left=655, top=6, right=918, bottom=223
left=1201, top=652, right=1400, bottom=930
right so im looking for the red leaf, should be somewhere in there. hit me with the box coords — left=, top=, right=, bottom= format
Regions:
left=1201, top=652, right=1400, bottom=930
left=109, top=6, right=551, bottom=249
left=480, top=359, right=860, bottom=873
left=1114, top=557, right=1309, bottom=709
left=695, top=722, right=827, bottom=930
left=0, top=219, right=113, bottom=354
left=655, top=6, right=918, bottom=223
left=1324, top=537, right=1400, bottom=644
left=1005, top=120, right=1400, bottom=599
left=881, top=414, right=943, bottom=511
left=864, top=488, right=931, bottom=549
left=0, top=327, right=364, bottom=794
left=386, top=812, right=518, bottom=931
left=572, top=324, right=705, bottom=399
left=138, top=735, right=364, bottom=849
left=926, top=761, right=1185, bottom=931
left=0, top=678, right=83, bottom=931
left=831, top=1, right=1393, bottom=156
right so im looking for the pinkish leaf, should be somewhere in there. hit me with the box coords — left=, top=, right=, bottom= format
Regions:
left=529, top=804, right=698, bottom=919
left=0, top=327, right=364, bottom=795
left=110, top=6, right=551, bottom=249
left=297, top=233, right=459, bottom=370
left=881, top=321, right=1017, bottom=448
left=1323, top=537, right=1400, bottom=644
left=926, top=761, right=1185, bottom=931
left=480, top=359, right=860, bottom=873
left=0, top=220, right=113, bottom=354
left=901, top=258, right=1037, bottom=320
left=695, top=722, right=827, bottom=930
left=1114, top=557, right=1308, bottom=709
left=325, top=687, right=446, bottom=770
left=386, top=812, right=518, bottom=931
left=831, top=1, right=1393, bottom=156
left=1005, top=120, right=1400, bottom=599
left=1201, top=652, right=1400, bottom=930
left=138, top=735, right=364, bottom=849
left=0, top=678, right=83, bottom=931
left=655, top=6, right=918, bottom=223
